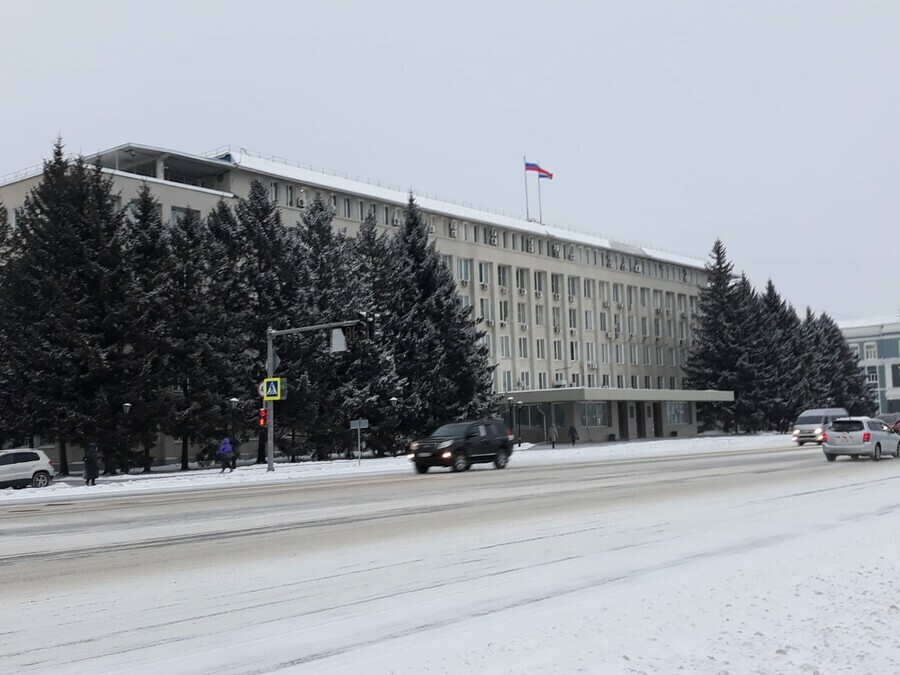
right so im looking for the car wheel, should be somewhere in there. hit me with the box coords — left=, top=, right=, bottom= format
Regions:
left=494, top=450, right=509, bottom=469
left=873, top=444, right=882, bottom=462
left=31, top=472, right=51, bottom=488
left=414, top=463, right=429, bottom=474
left=825, top=453, right=836, bottom=462
left=895, top=442, right=900, bottom=458
left=452, top=453, right=470, bottom=472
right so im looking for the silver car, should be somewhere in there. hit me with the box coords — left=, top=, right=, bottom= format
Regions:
left=822, top=417, right=900, bottom=462
left=0, top=448, right=55, bottom=488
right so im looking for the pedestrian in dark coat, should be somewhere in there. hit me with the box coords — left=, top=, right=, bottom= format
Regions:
left=548, top=425, right=559, bottom=449
left=216, top=438, right=234, bottom=473
left=84, top=443, right=100, bottom=486
left=568, top=425, right=579, bottom=446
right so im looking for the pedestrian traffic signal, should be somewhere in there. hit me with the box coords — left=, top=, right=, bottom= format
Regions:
left=358, top=311, right=379, bottom=340
left=258, top=407, right=268, bottom=428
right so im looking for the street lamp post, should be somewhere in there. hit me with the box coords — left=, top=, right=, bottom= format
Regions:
left=506, top=396, right=514, bottom=435
left=228, top=397, right=239, bottom=461
left=516, top=401, right=523, bottom=446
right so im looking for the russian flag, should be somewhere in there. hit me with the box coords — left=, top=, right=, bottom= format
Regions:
left=525, top=162, right=553, bottom=179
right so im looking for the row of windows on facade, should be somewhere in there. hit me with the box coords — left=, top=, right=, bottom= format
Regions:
left=266, top=180, right=701, bottom=286
left=863, top=363, right=900, bottom=389
left=850, top=341, right=900, bottom=361
left=497, top=369, right=687, bottom=393
left=466, top=299, right=693, bottom=341
left=448, top=257, right=699, bottom=312
left=513, top=401, right=691, bottom=429
left=486, top=335, right=689, bottom=367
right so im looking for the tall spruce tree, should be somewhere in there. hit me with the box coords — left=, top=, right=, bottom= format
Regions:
left=816, top=313, right=877, bottom=415
left=684, top=239, right=739, bottom=430
left=758, top=281, right=802, bottom=431
left=1, top=143, right=137, bottom=470
left=121, top=184, right=172, bottom=470
left=156, top=208, right=226, bottom=470
left=384, top=195, right=494, bottom=436
left=730, top=274, right=766, bottom=432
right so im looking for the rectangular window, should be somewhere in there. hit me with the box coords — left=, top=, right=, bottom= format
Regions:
left=656, top=347, right=664, bottom=364
left=864, top=343, right=877, bottom=360
left=629, top=345, right=638, bottom=365
left=850, top=344, right=860, bottom=359
left=171, top=206, right=200, bottom=224
left=669, top=376, right=677, bottom=389
left=480, top=298, right=492, bottom=321
left=867, top=366, right=878, bottom=385
left=551, top=274, right=563, bottom=295
left=384, top=206, right=390, bottom=225
left=631, top=375, right=638, bottom=389
left=535, top=305, right=546, bottom=326
left=536, top=338, right=546, bottom=360
left=516, top=268, right=528, bottom=292
left=641, top=317, right=649, bottom=337
left=640, top=287, right=648, bottom=307
left=644, top=375, right=651, bottom=389
left=599, top=313, right=608, bottom=332
left=518, top=337, right=529, bottom=359
left=517, top=303, right=527, bottom=325
left=538, top=372, right=548, bottom=389
left=586, top=341, right=596, bottom=362
left=499, top=301, right=510, bottom=322
left=600, top=343, right=610, bottom=363
left=502, top=370, right=513, bottom=392
left=666, top=402, right=691, bottom=425
left=500, top=336, right=511, bottom=358
left=568, top=276, right=579, bottom=297
left=358, top=200, right=364, bottom=221
left=585, top=310, right=595, bottom=331
left=344, top=197, right=351, bottom=218
left=457, top=258, right=472, bottom=281
left=269, top=182, right=278, bottom=203
left=553, top=340, right=563, bottom=361
left=519, top=372, right=531, bottom=390
left=569, top=341, right=580, bottom=361
left=587, top=374, right=597, bottom=388
left=497, top=265, right=511, bottom=288
left=552, top=307, right=562, bottom=328
left=583, top=278, right=594, bottom=298
left=615, top=345, right=624, bottom=364
left=568, top=308, right=578, bottom=329
left=286, top=185, right=294, bottom=207
left=616, top=374, right=624, bottom=388
left=601, top=374, right=610, bottom=387
left=643, top=346, right=652, bottom=365
left=481, top=333, right=493, bottom=357
left=478, top=262, right=492, bottom=286
left=534, top=271, right=545, bottom=292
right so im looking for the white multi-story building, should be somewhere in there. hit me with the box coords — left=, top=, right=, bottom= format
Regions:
left=0, top=143, right=732, bottom=447
left=839, top=317, right=900, bottom=416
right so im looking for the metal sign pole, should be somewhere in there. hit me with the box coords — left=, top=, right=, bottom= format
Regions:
left=266, top=329, right=275, bottom=472
left=357, top=425, right=362, bottom=467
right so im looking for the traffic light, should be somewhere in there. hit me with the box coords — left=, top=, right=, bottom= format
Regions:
left=358, top=311, right=377, bottom=340
left=258, top=407, right=268, bottom=428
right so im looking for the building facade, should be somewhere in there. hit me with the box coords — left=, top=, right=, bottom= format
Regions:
left=0, top=143, right=732, bottom=457
left=839, top=317, right=900, bottom=414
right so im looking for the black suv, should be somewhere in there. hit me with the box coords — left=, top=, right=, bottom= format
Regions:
left=407, top=419, right=514, bottom=473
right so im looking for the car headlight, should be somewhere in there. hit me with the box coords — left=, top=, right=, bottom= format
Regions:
left=410, top=441, right=420, bottom=450
left=441, top=451, right=452, bottom=458
left=437, top=440, right=453, bottom=449
left=407, top=453, right=415, bottom=460
left=792, top=429, right=799, bottom=435
left=814, top=427, right=822, bottom=435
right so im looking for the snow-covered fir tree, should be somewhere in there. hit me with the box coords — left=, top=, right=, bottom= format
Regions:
left=684, top=239, right=739, bottom=430
left=730, top=274, right=767, bottom=432
left=757, top=281, right=803, bottom=431
left=384, top=195, right=494, bottom=437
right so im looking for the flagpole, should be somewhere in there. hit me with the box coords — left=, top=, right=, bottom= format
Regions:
left=523, top=155, right=530, bottom=222
left=537, top=174, right=543, bottom=224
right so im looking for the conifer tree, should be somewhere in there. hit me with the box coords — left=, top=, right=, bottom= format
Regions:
left=684, top=239, right=739, bottom=430
left=156, top=208, right=225, bottom=470
left=730, top=275, right=766, bottom=432
left=384, top=195, right=494, bottom=436
left=758, top=281, right=802, bottom=431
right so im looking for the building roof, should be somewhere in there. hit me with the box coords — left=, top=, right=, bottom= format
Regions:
left=837, top=316, right=900, bottom=331
left=3, top=141, right=707, bottom=271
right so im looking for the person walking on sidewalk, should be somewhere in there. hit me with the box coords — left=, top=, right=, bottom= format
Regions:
left=548, top=424, right=558, bottom=449
left=568, top=425, right=579, bottom=446
left=83, top=443, right=100, bottom=486
left=216, top=438, right=235, bottom=473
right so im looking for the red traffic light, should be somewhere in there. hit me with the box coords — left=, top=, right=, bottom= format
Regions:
left=258, top=408, right=268, bottom=428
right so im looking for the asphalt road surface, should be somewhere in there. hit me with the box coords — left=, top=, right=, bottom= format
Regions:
left=2, top=442, right=898, bottom=673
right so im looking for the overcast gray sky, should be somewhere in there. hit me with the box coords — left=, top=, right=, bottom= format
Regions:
left=2, top=1, right=897, bottom=321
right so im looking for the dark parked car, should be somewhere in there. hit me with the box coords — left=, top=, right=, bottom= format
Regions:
left=407, top=419, right=514, bottom=473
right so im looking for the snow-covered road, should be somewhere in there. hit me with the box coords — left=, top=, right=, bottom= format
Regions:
left=2, top=435, right=900, bottom=674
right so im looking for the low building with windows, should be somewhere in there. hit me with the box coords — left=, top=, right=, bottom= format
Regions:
left=0, top=143, right=733, bottom=453
left=839, top=317, right=900, bottom=415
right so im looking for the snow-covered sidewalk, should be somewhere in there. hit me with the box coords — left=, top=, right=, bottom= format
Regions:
left=1, top=434, right=792, bottom=504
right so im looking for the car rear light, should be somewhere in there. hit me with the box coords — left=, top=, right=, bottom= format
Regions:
left=822, top=433, right=827, bottom=442
left=506, top=428, right=514, bottom=441
left=863, top=432, right=871, bottom=443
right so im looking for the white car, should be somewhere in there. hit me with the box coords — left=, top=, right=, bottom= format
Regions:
left=822, top=417, right=900, bottom=462
left=0, top=448, right=55, bottom=488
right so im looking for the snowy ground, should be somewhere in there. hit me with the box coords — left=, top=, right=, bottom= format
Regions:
left=0, top=433, right=789, bottom=504
left=4, top=434, right=900, bottom=674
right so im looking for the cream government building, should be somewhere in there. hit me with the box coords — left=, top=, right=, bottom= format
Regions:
left=0, top=143, right=733, bottom=447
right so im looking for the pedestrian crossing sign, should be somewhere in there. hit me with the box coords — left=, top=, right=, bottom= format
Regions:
left=263, top=378, right=283, bottom=401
